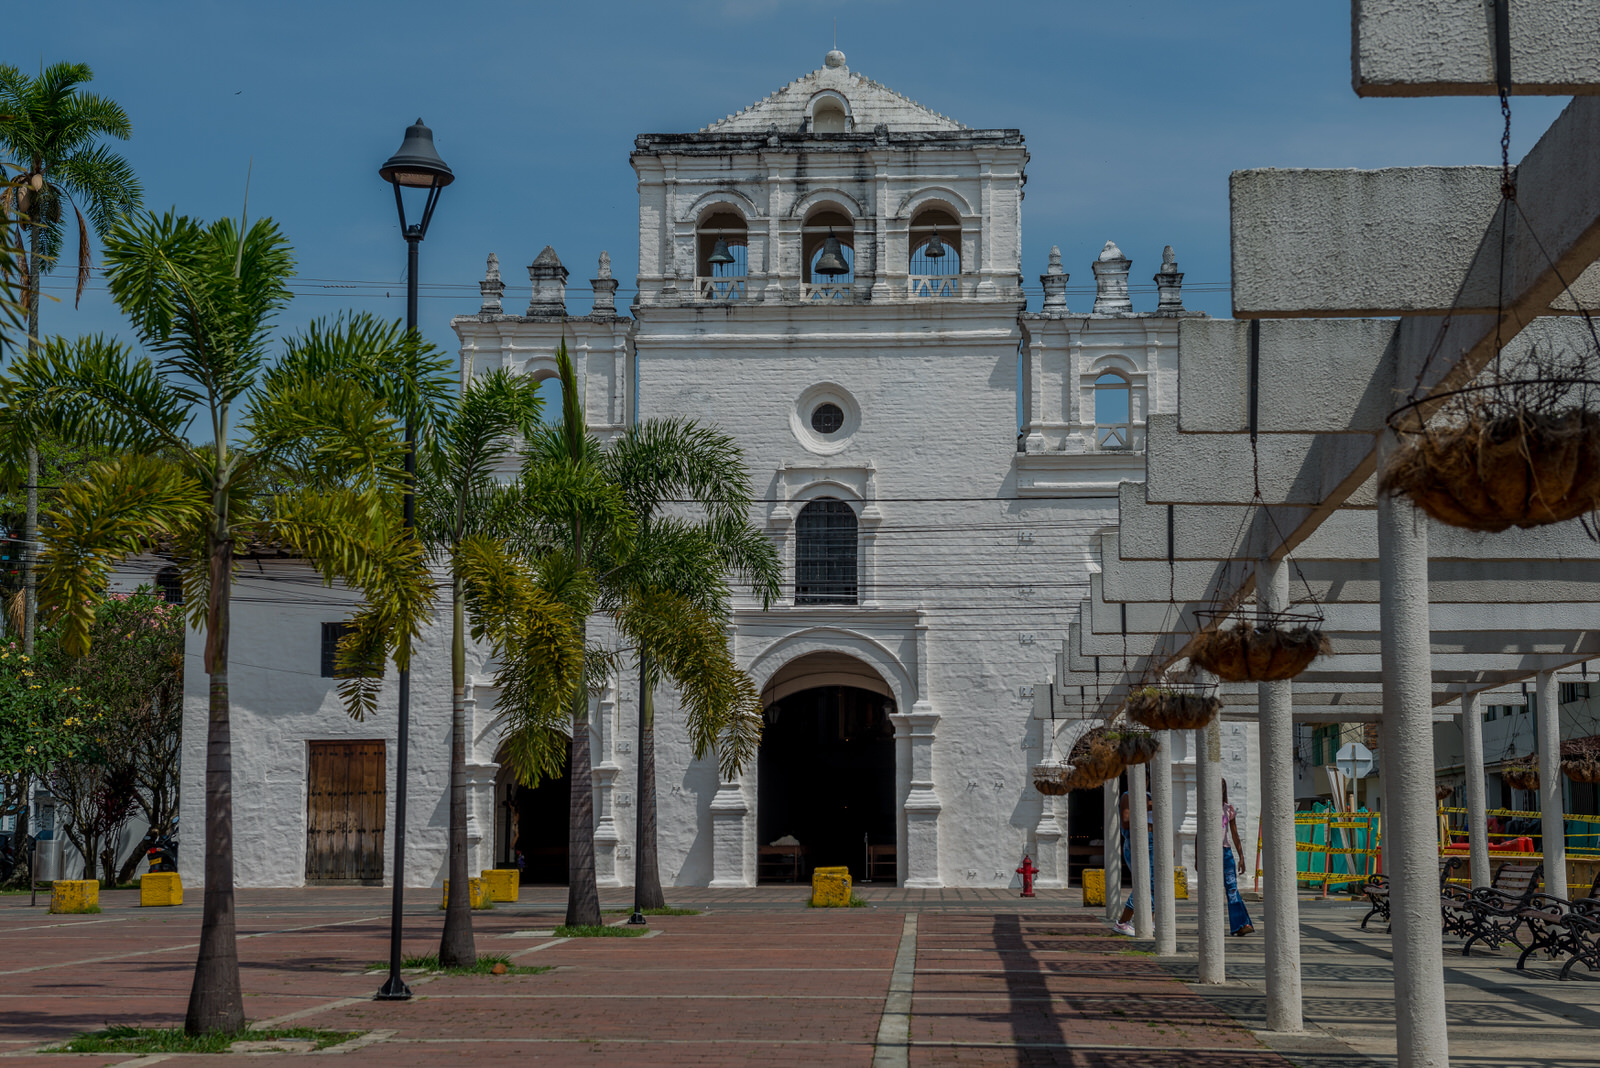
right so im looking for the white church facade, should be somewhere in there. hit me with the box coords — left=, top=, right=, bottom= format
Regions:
left=175, top=51, right=1254, bottom=893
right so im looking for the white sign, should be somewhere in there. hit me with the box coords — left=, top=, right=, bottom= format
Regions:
left=1336, top=741, right=1375, bottom=780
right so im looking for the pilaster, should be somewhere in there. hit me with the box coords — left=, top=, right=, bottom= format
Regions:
left=899, top=708, right=942, bottom=888
left=709, top=775, right=751, bottom=887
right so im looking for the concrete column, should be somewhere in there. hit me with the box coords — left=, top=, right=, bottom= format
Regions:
left=1104, top=777, right=1123, bottom=923
left=1152, top=733, right=1178, bottom=956
left=1537, top=670, right=1566, bottom=895
left=1196, top=718, right=1225, bottom=984
left=1257, top=555, right=1303, bottom=1032
left=1460, top=692, right=1491, bottom=889
left=1376, top=439, right=1448, bottom=1068
left=1129, top=760, right=1153, bottom=936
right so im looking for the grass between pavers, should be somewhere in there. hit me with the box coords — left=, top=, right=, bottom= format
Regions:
left=47, top=904, right=101, bottom=915
left=51, top=1026, right=359, bottom=1054
left=601, top=906, right=701, bottom=916
left=553, top=924, right=648, bottom=937
left=365, top=952, right=551, bottom=976
left=806, top=893, right=871, bottom=908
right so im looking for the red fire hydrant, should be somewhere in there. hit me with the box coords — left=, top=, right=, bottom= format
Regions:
left=1017, top=854, right=1039, bottom=898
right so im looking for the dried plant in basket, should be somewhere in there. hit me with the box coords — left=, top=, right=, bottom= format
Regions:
left=1381, top=347, right=1600, bottom=532
left=1111, top=729, right=1160, bottom=767
left=1435, top=784, right=1454, bottom=802
left=1502, top=756, right=1540, bottom=792
left=1124, top=686, right=1222, bottom=731
left=1032, top=761, right=1075, bottom=796
left=1561, top=736, right=1600, bottom=784
left=1190, top=621, right=1330, bottom=683
left=1067, top=726, right=1124, bottom=788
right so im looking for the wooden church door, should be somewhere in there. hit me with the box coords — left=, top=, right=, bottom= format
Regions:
left=305, top=740, right=387, bottom=882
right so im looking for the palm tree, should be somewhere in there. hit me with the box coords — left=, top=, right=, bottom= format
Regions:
left=602, top=420, right=780, bottom=914
left=415, top=368, right=549, bottom=966
left=483, top=344, right=769, bottom=926
left=0, top=211, right=437, bottom=1035
left=0, top=61, right=142, bottom=654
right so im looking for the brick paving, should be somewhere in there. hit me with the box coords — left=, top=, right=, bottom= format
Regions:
left=0, top=885, right=1296, bottom=1066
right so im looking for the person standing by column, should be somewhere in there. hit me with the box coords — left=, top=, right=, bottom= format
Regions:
left=1223, top=779, right=1254, bottom=936
left=1113, top=784, right=1155, bottom=936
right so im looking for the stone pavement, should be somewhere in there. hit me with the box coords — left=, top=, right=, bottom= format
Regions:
left=1, top=885, right=1595, bottom=1066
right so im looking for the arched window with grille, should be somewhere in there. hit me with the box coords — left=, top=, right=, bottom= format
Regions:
left=794, top=497, right=858, bottom=605
left=696, top=209, right=748, bottom=300
left=908, top=207, right=961, bottom=297
left=155, top=565, right=183, bottom=606
left=1095, top=372, right=1131, bottom=449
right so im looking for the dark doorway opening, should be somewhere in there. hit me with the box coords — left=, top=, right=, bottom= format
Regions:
left=1065, top=781, right=1105, bottom=884
left=508, top=763, right=570, bottom=885
left=758, top=684, right=895, bottom=883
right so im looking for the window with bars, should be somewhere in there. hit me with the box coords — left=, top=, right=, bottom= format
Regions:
left=155, top=566, right=183, bottom=606
left=321, top=622, right=383, bottom=679
left=794, top=498, right=858, bottom=605
left=1562, top=682, right=1592, bottom=704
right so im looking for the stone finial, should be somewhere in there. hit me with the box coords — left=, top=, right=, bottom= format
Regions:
left=1154, top=245, right=1184, bottom=312
left=591, top=251, right=618, bottom=317
left=478, top=253, right=505, bottom=315
left=527, top=245, right=568, bottom=317
left=1091, top=240, right=1132, bottom=315
left=1040, top=245, right=1069, bottom=313
left=825, top=49, right=847, bottom=69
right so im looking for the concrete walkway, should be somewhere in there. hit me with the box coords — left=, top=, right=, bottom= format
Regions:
left=3, top=885, right=1595, bottom=1066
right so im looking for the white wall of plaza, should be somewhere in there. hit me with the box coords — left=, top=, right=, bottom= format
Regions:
left=159, top=52, right=1243, bottom=891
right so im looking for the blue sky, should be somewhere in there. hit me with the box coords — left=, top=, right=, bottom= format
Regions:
left=19, top=1, right=1565, bottom=362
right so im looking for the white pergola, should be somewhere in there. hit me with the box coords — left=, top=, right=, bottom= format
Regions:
left=1035, top=5, right=1600, bottom=1066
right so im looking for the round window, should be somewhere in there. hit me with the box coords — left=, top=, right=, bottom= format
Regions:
left=811, top=403, right=845, bottom=434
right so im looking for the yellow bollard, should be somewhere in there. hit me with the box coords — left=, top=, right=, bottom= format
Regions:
left=140, top=872, right=183, bottom=906
left=1082, top=869, right=1105, bottom=906
left=50, top=880, right=100, bottom=914
left=810, top=866, right=852, bottom=907
left=481, top=869, right=519, bottom=903
left=442, top=877, right=492, bottom=910
left=1084, top=868, right=1185, bottom=905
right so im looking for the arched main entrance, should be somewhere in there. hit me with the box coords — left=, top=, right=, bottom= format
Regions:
left=757, top=652, right=897, bottom=884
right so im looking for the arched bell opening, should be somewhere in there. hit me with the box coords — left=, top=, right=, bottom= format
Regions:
left=756, top=652, right=897, bottom=885
left=696, top=209, right=749, bottom=300
left=908, top=207, right=961, bottom=297
left=802, top=207, right=855, bottom=299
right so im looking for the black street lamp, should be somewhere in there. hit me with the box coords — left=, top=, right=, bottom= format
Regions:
left=375, top=118, right=453, bottom=1003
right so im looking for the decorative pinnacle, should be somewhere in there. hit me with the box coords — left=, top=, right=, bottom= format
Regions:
left=478, top=252, right=505, bottom=315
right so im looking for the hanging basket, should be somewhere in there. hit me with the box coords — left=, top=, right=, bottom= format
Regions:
left=1112, top=729, right=1160, bottom=767
left=1502, top=756, right=1540, bottom=792
left=1563, top=757, right=1600, bottom=784
left=1032, top=761, right=1076, bottom=796
left=1125, top=685, right=1221, bottom=731
left=1435, top=784, right=1454, bottom=802
left=1561, top=736, right=1600, bottom=783
left=1382, top=378, right=1600, bottom=533
left=1190, top=611, right=1330, bottom=683
left=1067, top=726, right=1124, bottom=790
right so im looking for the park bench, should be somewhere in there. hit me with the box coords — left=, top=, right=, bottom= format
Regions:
left=1361, top=856, right=1461, bottom=931
left=1513, top=870, right=1600, bottom=972
left=1452, top=861, right=1544, bottom=956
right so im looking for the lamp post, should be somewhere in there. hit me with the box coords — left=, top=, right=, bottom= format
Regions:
left=375, top=118, right=453, bottom=1002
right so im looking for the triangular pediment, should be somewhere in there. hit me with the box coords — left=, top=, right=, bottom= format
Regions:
left=702, top=61, right=965, bottom=133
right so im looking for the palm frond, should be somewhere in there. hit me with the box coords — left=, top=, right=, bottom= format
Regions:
left=0, top=333, right=193, bottom=454
left=616, top=585, right=762, bottom=776
left=457, top=534, right=586, bottom=786
left=35, top=454, right=207, bottom=655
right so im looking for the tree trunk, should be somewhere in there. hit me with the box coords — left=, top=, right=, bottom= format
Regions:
left=439, top=577, right=476, bottom=966
left=7, top=795, right=29, bottom=888
left=185, top=537, right=244, bottom=1035
left=117, top=829, right=153, bottom=888
left=566, top=639, right=601, bottom=927
left=633, top=660, right=665, bottom=910
left=21, top=213, right=41, bottom=656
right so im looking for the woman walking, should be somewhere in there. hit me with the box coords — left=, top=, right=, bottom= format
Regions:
left=1222, top=779, right=1254, bottom=936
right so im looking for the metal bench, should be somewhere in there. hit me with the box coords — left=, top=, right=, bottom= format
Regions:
left=1362, top=857, right=1461, bottom=932
left=1515, top=870, right=1600, bottom=972
left=1456, top=860, right=1544, bottom=956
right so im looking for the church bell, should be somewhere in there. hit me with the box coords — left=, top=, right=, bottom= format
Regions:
left=922, top=229, right=945, bottom=259
left=813, top=230, right=850, bottom=276
left=707, top=238, right=736, bottom=266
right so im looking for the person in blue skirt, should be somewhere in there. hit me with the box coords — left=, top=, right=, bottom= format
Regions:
left=1222, top=779, right=1255, bottom=936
